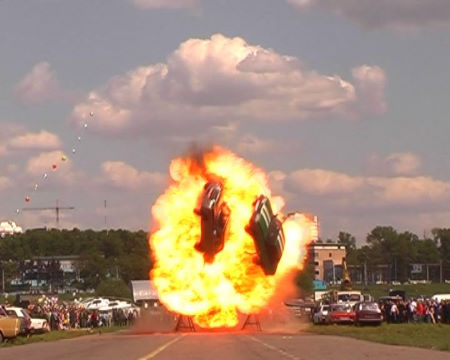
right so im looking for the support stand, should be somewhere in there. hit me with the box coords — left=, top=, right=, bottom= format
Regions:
left=175, top=314, right=196, bottom=332
left=241, top=314, right=262, bottom=331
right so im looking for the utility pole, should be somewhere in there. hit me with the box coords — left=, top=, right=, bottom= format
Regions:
left=22, top=200, right=75, bottom=228
left=364, top=262, right=367, bottom=287
left=104, top=200, right=107, bottom=229
left=1, top=267, right=4, bottom=294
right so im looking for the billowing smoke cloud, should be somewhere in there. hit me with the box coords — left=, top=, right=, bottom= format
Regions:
left=287, top=0, right=450, bottom=30
left=71, top=34, right=386, bottom=139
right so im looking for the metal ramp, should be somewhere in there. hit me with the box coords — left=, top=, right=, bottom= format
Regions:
left=241, top=314, right=262, bottom=331
left=175, top=314, right=196, bottom=332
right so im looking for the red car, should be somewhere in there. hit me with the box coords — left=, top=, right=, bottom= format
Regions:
left=354, top=302, right=383, bottom=325
left=325, top=304, right=355, bottom=324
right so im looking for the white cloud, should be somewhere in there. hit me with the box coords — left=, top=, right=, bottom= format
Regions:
left=71, top=34, right=386, bottom=138
left=0, top=176, right=12, bottom=191
left=14, top=62, right=61, bottom=104
left=131, top=0, right=198, bottom=10
left=236, top=134, right=279, bottom=155
left=283, top=168, right=450, bottom=207
left=0, top=126, right=62, bottom=157
left=236, top=134, right=301, bottom=155
left=26, top=150, right=82, bottom=186
left=0, top=145, right=7, bottom=157
left=8, top=130, right=62, bottom=151
left=287, top=0, right=450, bottom=30
left=367, top=152, right=422, bottom=176
left=286, top=168, right=364, bottom=196
left=352, top=65, right=387, bottom=115
left=100, top=161, right=167, bottom=190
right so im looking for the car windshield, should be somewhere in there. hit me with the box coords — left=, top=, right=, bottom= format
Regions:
left=322, top=305, right=330, bottom=311
left=6, top=310, right=18, bottom=317
left=331, top=304, right=350, bottom=312
left=360, top=303, right=379, bottom=311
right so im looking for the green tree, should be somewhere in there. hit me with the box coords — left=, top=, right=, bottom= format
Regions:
left=432, top=228, right=450, bottom=278
left=96, top=278, right=132, bottom=299
left=296, top=261, right=314, bottom=296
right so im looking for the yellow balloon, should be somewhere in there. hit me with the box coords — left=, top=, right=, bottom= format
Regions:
left=61, top=155, right=67, bottom=161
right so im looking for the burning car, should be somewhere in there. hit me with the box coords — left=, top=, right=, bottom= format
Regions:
left=194, top=181, right=230, bottom=263
left=246, top=195, right=285, bottom=275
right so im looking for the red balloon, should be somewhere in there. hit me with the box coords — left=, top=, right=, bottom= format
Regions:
left=25, top=196, right=30, bottom=202
left=52, top=163, right=57, bottom=170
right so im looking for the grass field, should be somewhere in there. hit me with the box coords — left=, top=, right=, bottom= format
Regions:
left=307, top=323, right=450, bottom=351
left=0, top=326, right=128, bottom=348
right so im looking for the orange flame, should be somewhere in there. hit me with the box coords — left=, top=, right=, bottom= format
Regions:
left=149, top=147, right=313, bottom=328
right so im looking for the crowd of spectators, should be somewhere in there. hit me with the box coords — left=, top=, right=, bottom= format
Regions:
left=2, top=295, right=139, bottom=331
left=381, top=298, right=450, bottom=324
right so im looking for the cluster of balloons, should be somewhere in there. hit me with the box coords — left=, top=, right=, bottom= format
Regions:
left=17, top=112, right=94, bottom=212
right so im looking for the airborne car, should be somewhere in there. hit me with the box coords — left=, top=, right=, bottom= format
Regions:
left=195, top=181, right=230, bottom=263
left=246, top=195, right=285, bottom=275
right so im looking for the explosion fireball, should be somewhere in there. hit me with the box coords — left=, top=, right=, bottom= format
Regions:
left=149, top=147, right=313, bottom=328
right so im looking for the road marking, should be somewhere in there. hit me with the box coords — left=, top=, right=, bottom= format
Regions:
left=137, top=335, right=185, bottom=360
left=247, top=335, right=300, bottom=360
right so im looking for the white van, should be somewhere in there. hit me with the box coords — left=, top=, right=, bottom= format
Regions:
left=431, top=294, right=450, bottom=303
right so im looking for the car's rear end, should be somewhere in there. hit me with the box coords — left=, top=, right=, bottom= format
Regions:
left=329, top=304, right=355, bottom=324
left=0, top=316, right=21, bottom=342
left=355, top=302, right=383, bottom=325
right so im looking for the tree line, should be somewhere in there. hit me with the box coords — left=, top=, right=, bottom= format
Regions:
left=2, top=226, right=449, bottom=296
left=296, top=227, right=450, bottom=294
left=0, top=228, right=152, bottom=294
left=336, top=227, right=450, bottom=282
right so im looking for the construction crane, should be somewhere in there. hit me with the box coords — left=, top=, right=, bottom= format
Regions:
left=22, top=200, right=75, bottom=229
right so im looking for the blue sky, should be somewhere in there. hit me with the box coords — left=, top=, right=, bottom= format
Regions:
left=1, top=0, right=450, bottom=242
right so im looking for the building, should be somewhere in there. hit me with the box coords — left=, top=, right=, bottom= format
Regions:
left=14, top=255, right=80, bottom=292
left=308, top=243, right=346, bottom=283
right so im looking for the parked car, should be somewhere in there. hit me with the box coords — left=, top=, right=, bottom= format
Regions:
left=431, top=294, right=450, bottom=303
left=354, top=302, right=383, bottom=325
left=23, top=309, right=50, bottom=333
left=85, top=298, right=111, bottom=310
left=325, top=303, right=355, bottom=324
left=313, top=304, right=330, bottom=324
left=0, top=307, right=21, bottom=342
left=5, top=307, right=32, bottom=335
left=246, top=195, right=285, bottom=275
left=194, top=181, right=230, bottom=263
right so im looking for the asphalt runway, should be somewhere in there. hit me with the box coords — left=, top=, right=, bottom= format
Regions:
left=1, top=330, right=449, bottom=360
